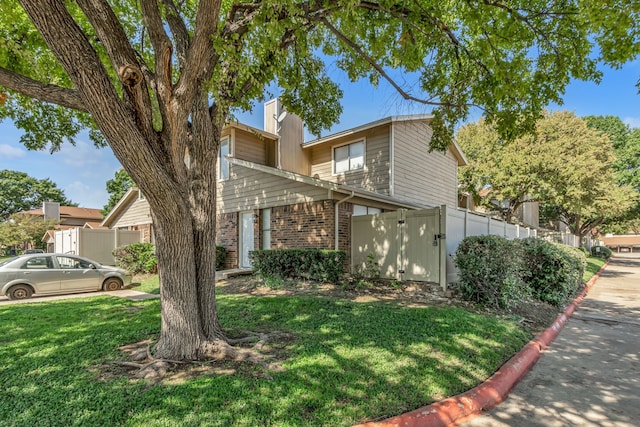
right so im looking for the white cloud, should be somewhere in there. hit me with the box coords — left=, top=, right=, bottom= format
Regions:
left=0, top=144, right=26, bottom=159
left=59, top=140, right=103, bottom=168
left=623, top=117, right=640, bottom=129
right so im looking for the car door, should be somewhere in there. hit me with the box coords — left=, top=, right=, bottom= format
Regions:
left=18, top=256, right=60, bottom=293
left=55, top=256, right=102, bottom=291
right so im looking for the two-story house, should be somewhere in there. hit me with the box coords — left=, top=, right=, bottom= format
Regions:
left=102, top=99, right=467, bottom=270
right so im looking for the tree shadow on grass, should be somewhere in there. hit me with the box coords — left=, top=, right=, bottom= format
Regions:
left=0, top=294, right=528, bottom=427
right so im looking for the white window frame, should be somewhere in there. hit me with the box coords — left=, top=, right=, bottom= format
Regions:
left=333, top=139, right=365, bottom=175
left=218, top=136, right=231, bottom=180
left=261, top=208, right=271, bottom=250
left=352, top=205, right=382, bottom=217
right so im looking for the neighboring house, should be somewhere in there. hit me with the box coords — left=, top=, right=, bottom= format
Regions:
left=101, top=188, right=153, bottom=243
left=21, top=202, right=104, bottom=252
left=599, top=235, right=640, bottom=253
left=23, top=202, right=103, bottom=228
left=103, top=99, right=467, bottom=270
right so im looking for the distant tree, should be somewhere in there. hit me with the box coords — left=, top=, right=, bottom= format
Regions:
left=102, top=170, right=135, bottom=216
left=0, top=170, right=76, bottom=220
left=584, top=116, right=640, bottom=233
left=457, top=111, right=637, bottom=237
left=0, top=213, right=58, bottom=250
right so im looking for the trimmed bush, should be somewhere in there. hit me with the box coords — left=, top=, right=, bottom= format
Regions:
left=519, top=238, right=586, bottom=307
left=454, top=235, right=529, bottom=308
left=114, top=243, right=227, bottom=274
left=250, top=249, right=346, bottom=283
left=113, top=242, right=157, bottom=274
left=216, top=245, right=227, bottom=270
left=591, top=245, right=612, bottom=260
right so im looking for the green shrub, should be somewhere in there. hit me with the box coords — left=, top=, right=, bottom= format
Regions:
left=519, top=238, right=586, bottom=307
left=216, top=245, right=227, bottom=270
left=591, top=245, right=612, bottom=260
left=454, top=235, right=529, bottom=309
left=250, top=249, right=346, bottom=284
left=113, top=242, right=157, bottom=274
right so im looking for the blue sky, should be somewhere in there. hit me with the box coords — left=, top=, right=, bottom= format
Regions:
left=1, top=60, right=639, bottom=209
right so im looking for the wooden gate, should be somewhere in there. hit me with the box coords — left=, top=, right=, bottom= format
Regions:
left=351, top=207, right=446, bottom=288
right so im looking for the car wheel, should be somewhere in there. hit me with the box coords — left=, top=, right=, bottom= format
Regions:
left=102, top=278, right=123, bottom=292
left=7, top=284, right=33, bottom=300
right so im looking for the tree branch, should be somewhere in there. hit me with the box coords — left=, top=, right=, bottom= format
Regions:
left=0, top=67, right=87, bottom=112
left=139, top=0, right=174, bottom=107
left=174, top=0, right=221, bottom=107
left=162, top=0, right=191, bottom=68
left=319, top=16, right=471, bottom=109
left=76, top=0, right=155, bottom=139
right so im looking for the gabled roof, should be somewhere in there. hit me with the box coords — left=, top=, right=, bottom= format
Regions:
left=23, top=206, right=103, bottom=220
left=84, top=221, right=108, bottom=229
left=229, top=157, right=432, bottom=209
left=223, top=121, right=279, bottom=141
left=302, top=114, right=467, bottom=166
left=101, top=187, right=140, bottom=228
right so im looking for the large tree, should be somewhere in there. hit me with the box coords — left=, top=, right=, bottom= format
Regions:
left=584, top=116, right=640, bottom=234
left=0, top=169, right=76, bottom=220
left=457, top=111, right=637, bottom=236
left=0, top=1, right=638, bottom=360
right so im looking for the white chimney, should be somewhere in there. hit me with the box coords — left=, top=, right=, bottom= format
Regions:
left=43, top=201, right=60, bottom=221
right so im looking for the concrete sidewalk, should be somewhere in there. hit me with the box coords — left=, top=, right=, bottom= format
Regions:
left=463, top=254, right=640, bottom=427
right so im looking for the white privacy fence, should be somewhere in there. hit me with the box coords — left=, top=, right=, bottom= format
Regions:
left=445, top=208, right=537, bottom=284
left=54, top=228, right=141, bottom=265
left=350, top=205, right=579, bottom=289
left=538, top=230, right=593, bottom=250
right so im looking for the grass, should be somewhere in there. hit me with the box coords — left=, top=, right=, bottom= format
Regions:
left=134, top=274, right=160, bottom=294
left=584, top=256, right=607, bottom=282
left=0, top=295, right=529, bottom=427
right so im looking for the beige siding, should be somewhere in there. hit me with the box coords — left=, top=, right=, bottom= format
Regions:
left=233, top=129, right=268, bottom=165
left=392, top=121, right=458, bottom=208
left=264, top=99, right=309, bottom=174
left=217, top=164, right=329, bottom=214
left=110, top=198, right=152, bottom=228
left=309, top=125, right=390, bottom=194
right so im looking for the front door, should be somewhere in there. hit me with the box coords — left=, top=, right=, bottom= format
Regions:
left=239, top=212, right=255, bottom=268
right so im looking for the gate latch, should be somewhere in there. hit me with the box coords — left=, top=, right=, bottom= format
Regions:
left=433, top=233, right=446, bottom=246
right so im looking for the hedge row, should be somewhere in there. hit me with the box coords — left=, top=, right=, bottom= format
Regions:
left=113, top=243, right=227, bottom=273
left=454, top=236, right=587, bottom=308
left=250, top=249, right=346, bottom=283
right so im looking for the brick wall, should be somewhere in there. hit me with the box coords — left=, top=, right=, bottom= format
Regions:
left=215, top=201, right=354, bottom=270
left=270, top=201, right=334, bottom=249
left=216, top=212, right=238, bottom=269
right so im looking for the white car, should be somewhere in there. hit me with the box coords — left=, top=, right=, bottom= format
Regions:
left=0, top=253, right=132, bottom=300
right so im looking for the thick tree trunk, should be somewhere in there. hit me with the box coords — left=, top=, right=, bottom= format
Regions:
left=151, top=203, right=207, bottom=360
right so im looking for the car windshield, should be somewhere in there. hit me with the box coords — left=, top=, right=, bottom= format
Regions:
left=0, top=257, right=19, bottom=267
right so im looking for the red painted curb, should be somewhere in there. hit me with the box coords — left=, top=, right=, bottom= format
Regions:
left=354, top=260, right=610, bottom=427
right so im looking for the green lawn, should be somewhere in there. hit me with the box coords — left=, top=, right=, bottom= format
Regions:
left=0, top=295, right=528, bottom=427
left=584, top=256, right=607, bottom=282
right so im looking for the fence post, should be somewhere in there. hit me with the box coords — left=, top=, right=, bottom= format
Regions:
left=439, top=205, right=447, bottom=292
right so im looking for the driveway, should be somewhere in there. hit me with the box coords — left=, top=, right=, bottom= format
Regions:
left=0, top=288, right=160, bottom=305
left=0, top=269, right=250, bottom=305
left=463, top=253, right=640, bottom=427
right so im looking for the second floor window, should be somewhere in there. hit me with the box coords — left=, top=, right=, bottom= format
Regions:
left=219, top=137, right=230, bottom=180
left=334, top=140, right=364, bottom=174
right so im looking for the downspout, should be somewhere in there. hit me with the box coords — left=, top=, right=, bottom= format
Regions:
left=335, top=191, right=355, bottom=250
